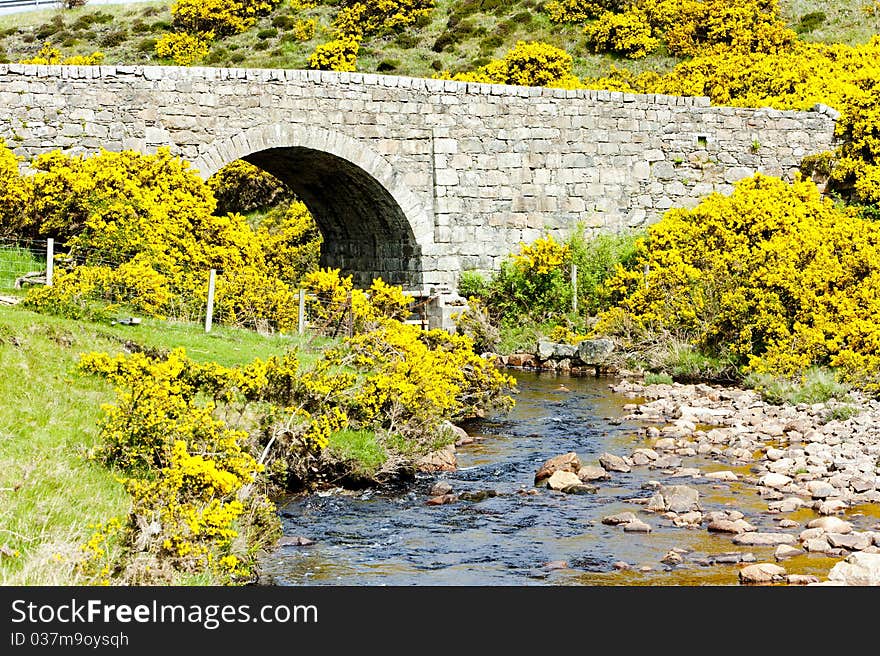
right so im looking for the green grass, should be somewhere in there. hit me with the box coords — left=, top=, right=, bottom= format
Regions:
left=0, top=245, right=43, bottom=290
left=0, top=303, right=325, bottom=584
left=744, top=367, right=852, bottom=405
left=2, top=1, right=872, bottom=81
left=644, top=372, right=673, bottom=385
left=326, top=428, right=387, bottom=478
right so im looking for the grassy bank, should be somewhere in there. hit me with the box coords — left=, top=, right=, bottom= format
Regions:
left=0, top=303, right=314, bottom=584
left=1, top=1, right=876, bottom=80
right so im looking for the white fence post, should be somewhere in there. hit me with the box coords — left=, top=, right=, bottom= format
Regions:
left=45, top=238, right=54, bottom=287
left=205, top=268, right=216, bottom=333
left=298, top=288, right=306, bottom=335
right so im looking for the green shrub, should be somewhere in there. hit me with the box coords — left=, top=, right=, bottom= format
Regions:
left=229, top=52, right=246, bottom=63
left=795, top=11, right=826, bottom=34
left=272, top=15, right=295, bottom=29
left=137, top=38, right=158, bottom=54
left=257, top=28, right=278, bottom=40
left=644, top=372, right=673, bottom=385
left=745, top=367, right=852, bottom=405
left=100, top=30, right=128, bottom=48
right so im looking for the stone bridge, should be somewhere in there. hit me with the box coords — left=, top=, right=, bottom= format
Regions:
left=0, top=63, right=837, bottom=291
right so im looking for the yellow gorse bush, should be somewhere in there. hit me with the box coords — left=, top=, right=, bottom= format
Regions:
left=155, top=32, right=212, bottom=66
left=308, top=36, right=361, bottom=72
left=513, top=234, right=571, bottom=275
left=583, top=10, right=658, bottom=59
left=445, top=41, right=585, bottom=89
left=10, top=146, right=321, bottom=331
left=18, top=44, right=104, bottom=65
left=595, top=174, right=880, bottom=392
left=0, top=137, right=31, bottom=237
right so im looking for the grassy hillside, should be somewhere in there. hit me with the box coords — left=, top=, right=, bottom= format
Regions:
left=0, top=303, right=310, bottom=584
left=0, top=1, right=877, bottom=80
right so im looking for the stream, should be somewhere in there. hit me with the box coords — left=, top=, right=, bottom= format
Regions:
left=259, top=372, right=849, bottom=585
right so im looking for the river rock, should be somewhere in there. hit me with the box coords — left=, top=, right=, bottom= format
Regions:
left=818, top=499, right=848, bottom=515
left=739, top=563, right=786, bottom=584
left=506, top=353, right=534, bottom=368
left=807, top=516, right=852, bottom=534
left=647, top=485, right=701, bottom=513
left=786, top=574, right=819, bottom=585
left=535, top=452, right=581, bottom=484
left=759, top=473, right=793, bottom=489
left=806, top=480, right=837, bottom=499
left=623, top=519, right=652, bottom=533
left=662, top=550, right=683, bottom=565
left=430, top=481, right=453, bottom=496
left=653, top=438, right=677, bottom=450
left=536, top=340, right=556, bottom=359
left=553, top=343, right=578, bottom=359
left=804, top=537, right=832, bottom=553
left=850, top=476, right=876, bottom=493
left=827, top=552, right=880, bottom=585
left=774, top=544, right=803, bottom=560
left=577, top=338, right=614, bottom=365
left=425, top=494, right=457, bottom=506
left=441, top=421, right=469, bottom=444
left=578, top=465, right=610, bottom=482
left=826, top=532, right=873, bottom=551
left=707, top=519, right=752, bottom=534
left=704, top=470, right=739, bottom=482
left=766, top=447, right=786, bottom=461
left=768, top=497, right=804, bottom=513
left=732, top=532, right=798, bottom=546
left=458, top=490, right=498, bottom=502
left=417, top=444, right=457, bottom=472
left=778, top=519, right=799, bottom=529
left=672, top=511, right=704, bottom=528
left=602, top=512, right=639, bottom=526
left=599, top=452, right=631, bottom=473
left=547, top=470, right=582, bottom=491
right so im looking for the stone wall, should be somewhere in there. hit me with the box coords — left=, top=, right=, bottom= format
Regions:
left=0, top=64, right=838, bottom=291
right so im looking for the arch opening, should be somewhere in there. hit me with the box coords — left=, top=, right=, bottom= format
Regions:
left=242, top=147, right=421, bottom=288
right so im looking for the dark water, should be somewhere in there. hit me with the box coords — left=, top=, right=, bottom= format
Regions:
left=259, top=372, right=843, bottom=586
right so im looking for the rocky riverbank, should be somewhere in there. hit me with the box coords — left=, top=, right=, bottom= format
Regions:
left=534, top=379, right=880, bottom=585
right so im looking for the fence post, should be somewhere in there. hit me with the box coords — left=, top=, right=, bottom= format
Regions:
left=571, top=263, right=577, bottom=313
left=298, top=288, right=306, bottom=335
left=45, top=238, right=54, bottom=287
left=205, top=268, right=216, bottom=333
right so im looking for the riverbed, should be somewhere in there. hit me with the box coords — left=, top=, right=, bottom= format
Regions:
left=259, top=372, right=875, bottom=585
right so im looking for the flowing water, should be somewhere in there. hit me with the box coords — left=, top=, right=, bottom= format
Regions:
left=260, top=372, right=858, bottom=586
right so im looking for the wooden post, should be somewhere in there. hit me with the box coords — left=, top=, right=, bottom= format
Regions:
left=205, top=268, right=216, bottom=333
left=45, top=238, right=54, bottom=287
left=298, top=288, right=306, bottom=335
left=571, top=263, right=577, bottom=313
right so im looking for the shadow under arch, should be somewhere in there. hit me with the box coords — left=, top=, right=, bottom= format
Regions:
left=193, top=125, right=434, bottom=289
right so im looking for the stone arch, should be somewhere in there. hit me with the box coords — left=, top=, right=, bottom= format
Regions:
left=193, top=124, right=434, bottom=289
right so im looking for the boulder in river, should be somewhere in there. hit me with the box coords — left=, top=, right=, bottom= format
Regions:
left=807, top=516, right=852, bottom=534
left=599, top=452, right=631, bottom=473
left=458, top=490, right=498, bottom=502
left=739, top=563, right=786, bottom=584
left=786, top=574, right=819, bottom=585
left=623, top=519, right=652, bottom=533
left=430, top=481, right=453, bottom=496
left=602, top=512, right=639, bottom=526
left=826, top=532, right=873, bottom=551
left=578, top=465, right=610, bottom=482
left=759, top=473, right=793, bottom=489
left=535, top=452, right=581, bottom=484
left=547, top=470, right=582, bottom=491
left=417, top=444, right=457, bottom=473
left=577, top=338, right=614, bottom=365
left=775, top=544, right=803, bottom=560
left=425, top=494, right=457, bottom=506
left=646, top=484, right=701, bottom=513
left=827, top=552, right=880, bottom=586
left=732, top=532, right=797, bottom=546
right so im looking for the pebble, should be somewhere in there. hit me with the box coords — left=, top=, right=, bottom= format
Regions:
left=430, top=481, right=453, bottom=496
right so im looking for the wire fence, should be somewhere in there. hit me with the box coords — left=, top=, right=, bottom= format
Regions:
left=0, top=237, right=51, bottom=291
left=0, top=237, right=435, bottom=335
